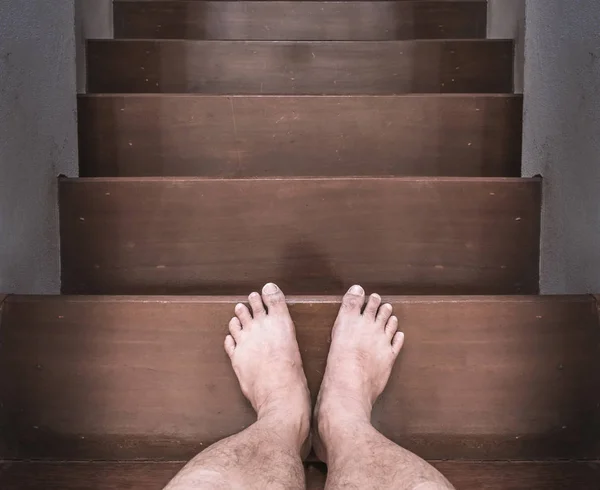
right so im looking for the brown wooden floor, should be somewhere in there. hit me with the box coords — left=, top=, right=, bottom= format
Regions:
left=1, top=461, right=599, bottom=490
left=78, top=94, right=523, bottom=178
left=87, top=40, right=513, bottom=94
left=114, top=1, right=488, bottom=41
left=1, top=295, right=599, bottom=461
left=59, top=177, right=541, bottom=295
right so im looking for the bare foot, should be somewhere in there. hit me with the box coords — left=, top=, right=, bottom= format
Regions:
left=314, top=285, right=405, bottom=462
left=224, top=283, right=311, bottom=452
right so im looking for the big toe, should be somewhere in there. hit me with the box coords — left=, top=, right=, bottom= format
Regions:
left=340, top=285, right=366, bottom=315
left=261, top=283, right=288, bottom=314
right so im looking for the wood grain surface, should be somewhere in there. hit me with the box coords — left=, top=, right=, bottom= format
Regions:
left=114, top=1, right=487, bottom=41
left=78, top=94, right=523, bottom=178
left=86, top=40, right=513, bottom=94
left=1, top=295, right=598, bottom=460
left=1, top=461, right=599, bottom=490
left=59, top=177, right=540, bottom=295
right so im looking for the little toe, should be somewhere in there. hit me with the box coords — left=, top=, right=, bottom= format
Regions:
left=248, top=292, right=266, bottom=317
left=229, top=317, right=243, bottom=341
left=224, top=335, right=236, bottom=358
left=340, top=285, right=366, bottom=315
left=385, top=315, right=399, bottom=340
left=261, top=283, right=288, bottom=314
left=377, top=303, right=394, bottom=327
left=363, top=293, right=382, bottom=320
left=235, top=303, right=253, bottom=326
left=391, top=331, right=405, bottom=356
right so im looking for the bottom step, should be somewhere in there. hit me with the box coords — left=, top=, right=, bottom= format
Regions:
left=1, top=295, right=600, bottom=462
left=1, top=461, right=599, bottom=490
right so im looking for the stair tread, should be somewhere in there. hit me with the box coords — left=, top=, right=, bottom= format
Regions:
left=59, top=177, right=540, bottom=295
left=78, top=94, right=523, bottom=178
left=86, top=39, right=513, bottom=94
left=1, top=461, right=599, bottom=490
left=114, top=0, right=487, bottom=41
left=1, top=294, right=598, bottom=460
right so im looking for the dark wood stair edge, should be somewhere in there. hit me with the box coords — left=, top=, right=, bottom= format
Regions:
left=1, top=460, right=599, bottom=466
left=0, top=295, right=8, bottom=322
left=1, top=459, right=599, bottom=467
left=2, top=460, right=600, bottom=490
left=593, top=295, right=600, bottom=321
left=78, top=93, right=524, bottom=99
left=2, top=293, right=596, bottom=302
left=2, top=293, right=596, bottom=308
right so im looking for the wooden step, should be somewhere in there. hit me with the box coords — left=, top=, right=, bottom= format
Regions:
left=86, top=40, right=513, bottom=94
left=1, top=295, right=599, bottom=461
left=114, top=1, right=487, bottom=41
left=1, top=461, right=600, bottom=490
left=78, top=94, right=523, bottom=178
left=59, top=177, right=540, bottom=295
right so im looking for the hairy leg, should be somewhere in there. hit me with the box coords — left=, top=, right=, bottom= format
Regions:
left=164, top=283, right=310, bottom=490
left=314, top=285, right=455, bottom=490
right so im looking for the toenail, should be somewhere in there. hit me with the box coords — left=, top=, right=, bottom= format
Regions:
left=263, top=283, right=279, bottom=294
left=348, top=285, right=364, bottom=295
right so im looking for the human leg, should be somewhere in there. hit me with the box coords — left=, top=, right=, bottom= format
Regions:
left=164, top=283, right=310, bottom=490
left=314, top=286, right=455, bottom=490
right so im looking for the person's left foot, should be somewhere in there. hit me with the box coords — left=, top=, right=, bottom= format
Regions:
left=225, top=283, right=311, bottom=452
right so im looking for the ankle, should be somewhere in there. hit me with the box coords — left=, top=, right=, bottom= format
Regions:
left=316, top=380, right=373, bottom=423
left=315, top=409, right=374, bottom=464
left=260, top=409, right=311, bottom=451
left=257, top=391, right=311, bottom=450
left=315, top=393, right=373, bottom=446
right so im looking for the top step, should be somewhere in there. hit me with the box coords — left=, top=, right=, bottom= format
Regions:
left=114, top=1, right=488, bottom=41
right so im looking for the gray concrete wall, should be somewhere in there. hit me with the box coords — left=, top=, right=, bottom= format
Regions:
left=523, top=1, right=600, bottom=293
left=0, top=2, right=78, bottom=294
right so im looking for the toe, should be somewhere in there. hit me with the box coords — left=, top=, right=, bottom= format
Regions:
left=248, top=292, right=266, bottom=317
left=391, top=331, right=405, bottom=357
left=385, top=315, right=399, bottom=340
left=224, top=335, right=236, bottom=358
left=261, top=283, right=288, bottom=314
left=229, top=317, right=243, bottom=341
left=377, top=303, right=394, bottom=326
left=235, top=303, right=253, bottom=326
left=363, top=293, right=382, bottom=319
left=340, top=285, right=365, bottom=314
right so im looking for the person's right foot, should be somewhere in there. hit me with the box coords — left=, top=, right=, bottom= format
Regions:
left=225, top=283, right=311, bottom=454
left=313, top=285, right=404, bottom=463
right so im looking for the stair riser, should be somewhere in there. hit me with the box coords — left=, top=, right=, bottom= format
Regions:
left=78, top=95, right=523, bottom=177
left=59, top=178, right=540, bottom=295
left=114, top=1, right=487, bottom=41
left=1, top=296, right=598, bottom=460
left=87, top=40, right=514, bottom=94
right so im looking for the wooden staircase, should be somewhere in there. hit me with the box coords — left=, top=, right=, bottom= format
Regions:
left=1, top=1, right=599, bottom=488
